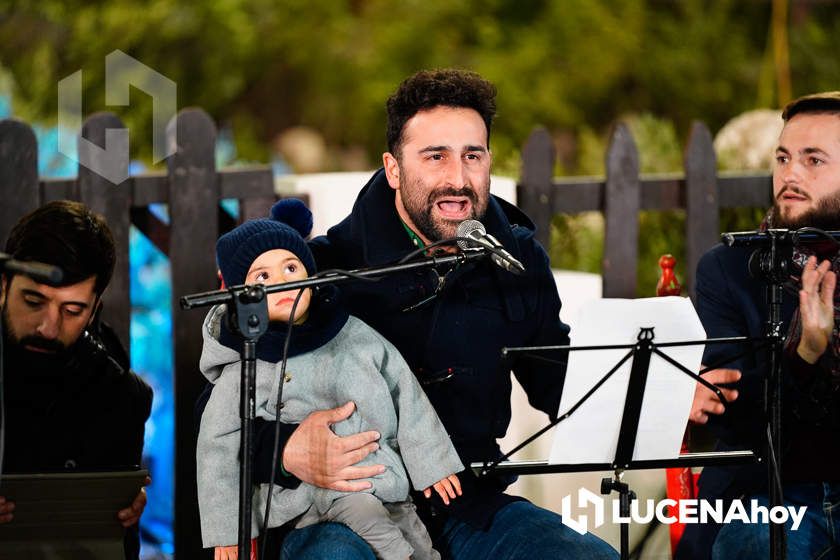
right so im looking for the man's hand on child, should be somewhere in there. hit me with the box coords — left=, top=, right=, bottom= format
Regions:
left=423, top=474, right=462, bottom=505
left=214, top=540, right=258, bottom=560
left=282, top=401, right=386, bottom=492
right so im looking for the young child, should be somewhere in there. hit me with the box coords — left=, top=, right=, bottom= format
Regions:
left=197, top=199, right=464, bottom=560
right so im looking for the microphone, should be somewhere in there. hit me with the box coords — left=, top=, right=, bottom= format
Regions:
left=722, top=228, right=840, bottom=247
left=723, top=228, right=840, bottom=281
left=456, top=220, right=526, bottom=274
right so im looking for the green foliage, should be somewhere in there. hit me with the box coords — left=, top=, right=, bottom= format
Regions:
left=3, top=0, right=837, bottom=168
left=0, top=0, right=834, bottom=292
left=550, top=212, right=604, bottom=274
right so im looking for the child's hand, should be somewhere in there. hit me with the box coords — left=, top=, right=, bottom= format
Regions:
left=214, top=540, right=258, bottom=560
left=422, top=474, right=462, bottom=505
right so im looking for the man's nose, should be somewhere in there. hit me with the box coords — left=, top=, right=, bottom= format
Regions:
left=444, top=157, right=467, bottom=186
left=779, top=160, right=803, bottom=187
left=35, top=307, right=61, bottom=339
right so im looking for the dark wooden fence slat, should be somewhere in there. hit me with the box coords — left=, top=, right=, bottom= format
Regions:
left=78, top=112, right=132, bottom=350
left=639, top=176, right=683, bottom=210
left=550, top=180, right=603, bottom=213
left=238, top=196, right=272, bottom=223
left=718, top=174, right=773, bottom=207
left=40, top=178, right=77, bottom=202
left=603, top=123, right=640, bottom=298
left=130, top=207, right=170, bottom=255
left=518, top=127, right=555, bottom=250
left=229, top=167, right=276, bottom=222
left=167, top=108, right=218, bottom=557
left=684, top=121, right=719, bottom=298
left=542, top=174, right=772, bottom=216
left=0, top=119, right=39, bottom=246
left=220, top=167, right=274, bottom=199
left=131, top=173, right=169, bottom=206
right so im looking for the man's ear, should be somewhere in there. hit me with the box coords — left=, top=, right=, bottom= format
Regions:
left=0, top=274, right=8, bottom=307
left=87, top=297, right=104, bottom=330
left=382, top=152, right=401, bottom=191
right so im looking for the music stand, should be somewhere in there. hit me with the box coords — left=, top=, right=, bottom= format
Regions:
left=472, top=328, right=763, bottom=560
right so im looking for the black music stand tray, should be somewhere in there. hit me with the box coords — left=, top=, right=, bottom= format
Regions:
left=471, top=328, right=762, bottom=560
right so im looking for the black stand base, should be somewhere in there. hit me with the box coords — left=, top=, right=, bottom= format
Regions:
left=601, top=471, right=636, bottom=560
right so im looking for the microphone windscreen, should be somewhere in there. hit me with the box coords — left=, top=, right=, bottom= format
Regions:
left=456, top=220, right=485, bottom=250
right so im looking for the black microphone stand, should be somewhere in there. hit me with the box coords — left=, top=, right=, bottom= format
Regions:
left=745, top=229, right=794, bottom=560
left=181, top=248, right=490, bottom=560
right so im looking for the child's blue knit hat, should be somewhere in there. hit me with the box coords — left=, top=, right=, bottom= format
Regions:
left=216, top=198, right=316, bottom=287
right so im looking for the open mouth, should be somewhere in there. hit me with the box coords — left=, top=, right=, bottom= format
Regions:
left=434, top=197, right=472, bottom=220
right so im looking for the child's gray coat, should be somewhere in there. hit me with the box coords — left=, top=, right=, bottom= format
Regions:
left=197, top=305, right=464, bottom=547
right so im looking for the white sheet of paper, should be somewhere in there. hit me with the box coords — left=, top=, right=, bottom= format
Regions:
left=548, top=296, right=706, bottom=465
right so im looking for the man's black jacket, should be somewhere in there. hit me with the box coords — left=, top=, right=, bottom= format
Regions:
left=3, top=321, right=152, bottom=559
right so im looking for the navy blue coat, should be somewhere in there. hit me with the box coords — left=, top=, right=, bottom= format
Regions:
left=307, top=169, right=571, bottom=530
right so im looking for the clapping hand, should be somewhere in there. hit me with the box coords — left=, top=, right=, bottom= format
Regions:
left=797, top=256, right=836, bottom=364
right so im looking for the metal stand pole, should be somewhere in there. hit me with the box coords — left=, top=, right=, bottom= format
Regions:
left=228, top=285, right=269, bottom=560
left=766, top=282, right=786, bottom=560
left=601, top=472, right=636, bottom=560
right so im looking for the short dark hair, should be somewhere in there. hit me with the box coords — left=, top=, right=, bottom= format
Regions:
left=782, top=91, right=840, bottom=122
left=386, top=68, right=497, bottom=156
left=5, top=200, right=116, bottom=295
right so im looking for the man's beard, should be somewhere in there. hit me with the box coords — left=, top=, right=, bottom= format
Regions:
left=771, top=187, right=840, bottom=231
left=1, top=305, right=68, bottom=354
left=399, top=173, right=490, bottom=242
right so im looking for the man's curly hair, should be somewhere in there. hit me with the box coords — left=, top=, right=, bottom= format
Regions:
left=386, top=68, right=497, bottom=157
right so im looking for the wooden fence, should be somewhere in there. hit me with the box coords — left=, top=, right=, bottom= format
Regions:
left=519, top=122, right=773, bottom=297
left=0, top=111, right=773, bottom=555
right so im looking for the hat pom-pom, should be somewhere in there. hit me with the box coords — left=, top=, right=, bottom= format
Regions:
left=270, top=198, right=313, bottom=238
